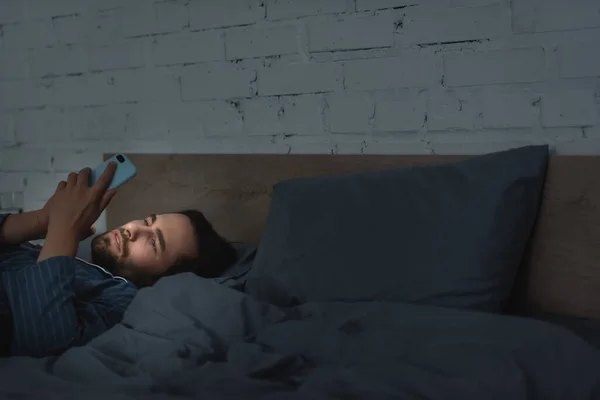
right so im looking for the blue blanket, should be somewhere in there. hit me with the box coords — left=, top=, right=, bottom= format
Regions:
left=0, top=273, right=598, bottom=399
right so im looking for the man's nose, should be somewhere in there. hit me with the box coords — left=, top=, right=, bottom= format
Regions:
left=123, top=225, right=149, bottom=242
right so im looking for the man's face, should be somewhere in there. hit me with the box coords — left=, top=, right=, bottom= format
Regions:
left=91, top=213, right=197, bottom=286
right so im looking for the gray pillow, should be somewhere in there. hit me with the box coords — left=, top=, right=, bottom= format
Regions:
left=213, top=243, right=257, bottom=291
left=244, top=145, right=549, bottom=312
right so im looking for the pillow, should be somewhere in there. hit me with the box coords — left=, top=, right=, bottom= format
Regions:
left=244, top=145, right=549, bottom=312
left=212, top=242, right=257, bottom=290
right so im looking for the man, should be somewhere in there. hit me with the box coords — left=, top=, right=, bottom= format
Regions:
left=0, top=163, right=237, bottom=358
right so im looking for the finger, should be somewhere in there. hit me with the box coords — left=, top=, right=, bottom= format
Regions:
left=66, top=172, right=77, bottom=187
left=56, top=180, right=67, bottom=190
left=77, top=167, right=92, bottom=187
left=99, top=189, right=117, bottom=211
left=93, top=162, right=118, bottom=194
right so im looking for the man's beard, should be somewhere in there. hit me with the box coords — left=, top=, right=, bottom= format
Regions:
left=90, top=229, right=129, bottom=276
left=90, top=230, right=151, bottom=286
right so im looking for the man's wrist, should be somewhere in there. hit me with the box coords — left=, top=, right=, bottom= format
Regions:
left=47, top=225, right=79, bottom=247
left=38, top=226, right=80, bottom=262
left=32, top=209, right=48, bottom=239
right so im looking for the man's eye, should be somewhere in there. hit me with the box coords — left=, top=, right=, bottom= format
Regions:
left=144, top=219, right=150, bottom=226
left=151, top=238, right=157, bottom=250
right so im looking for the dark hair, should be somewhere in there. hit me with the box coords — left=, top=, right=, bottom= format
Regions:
left=163, top=209, right=237, bottom=279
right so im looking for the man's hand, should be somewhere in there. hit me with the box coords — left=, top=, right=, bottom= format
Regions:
left=37, top=163, right=118, bottom=262
left=39, top=182, right=99, bottom=241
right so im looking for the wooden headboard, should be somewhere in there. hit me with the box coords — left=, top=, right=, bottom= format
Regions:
left=106, top=154, right=600, bottom=319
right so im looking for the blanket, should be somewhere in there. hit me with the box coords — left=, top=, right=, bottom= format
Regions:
left=0, top=273, right=599, bottom=399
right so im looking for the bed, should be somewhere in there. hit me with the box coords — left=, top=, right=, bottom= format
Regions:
left=1, top=146, right=600, bottom=399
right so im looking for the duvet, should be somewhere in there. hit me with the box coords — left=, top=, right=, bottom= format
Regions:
left=0, top=273, right=599, bottom=400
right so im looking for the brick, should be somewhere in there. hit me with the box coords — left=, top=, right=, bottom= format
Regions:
left=24, top=173, right=63, bottom=201
left=444, top=47, right=545, bottom=87
left=154, top=1, right=190, bottom=34
left=0, top=114, right=16, bottom=145
left=0, top=50, right=30, bottom=80
left=375, top=91, right=426, bottom=132
left=24, top=0, right=88, bottom=19
left=513, top=0, right=600, bottom=33
left=170, top=136, right=290, bottom=154
left=358, top=0, right=499, bottom=11
left=482, top=89, right=537, bottom=129
left=287, top=142, right=335, bottom=154
left=541, top=91, right=596, bottom=128
left=399, top=4, right=505, bottom=45
left=154, top=31, right=224, bottom=66
left=555, top=137, right=600, bottom=155
left=558, top=42, right=600, bottom=78
left=50, top=151, right=104, bottom=172
left=118, top=6, right=164, bottom=38
left=181, top=64, right=256, bottom=100
left=226, top=25, right=298, bottom=60
left=362, top=141, right=430, bottom=155
left=124, top=104, right=170, bottom=139
left=163, top=103, right=205, bottom=138
left=266, top=0, right=347, bottom=20
left=2, top=20, right=57, bottom=49
left=280, top=95, right=325, bottom=135
left=120, top=2, right=188, bottom=38
left=241, top=97, right=283, bottom=135
left=190, top=0, right=265, bottom=30
left=335, top=142, right=365, bottom=154
left=0, top=191, right=24, bottom=210
left=0, top=149, right=51, bottom=171
left=0, top=0, right=25, bottom=23
left=86, top=12, right=124, bottom=46
left=0, top=81, right=51, bottom=109
left=327, top=93, right=374, bottom=134
left=49, top=75, right=112, bottom=107
left=344, top=55, right=441, bottom=91
left=258, top=62, right=343, bottom=95
left=88, top=39, right=149, bottom=72
left=0, top=173, right=25, bottom=192
left=110, top=69, right=181, bottom=103
left=197, top=101, right=243, bottom=137
left=356, top=0, right=417, bottom=11
left=308, top=14, right=394, bottom=52
left=166, top=101, right=243, bottom=138
left=67, top=106, right=128, bottom=140
left=88, top=0, right=125, bottom=11
left=53, top=13, right=122, bottom=46
left=427, top=89, right=478, bottom=131
left=28, top=46, right=87, bottom=78
left=15, top=108, right=70, bottom=142
left=52, top=15, right=88, bottom=45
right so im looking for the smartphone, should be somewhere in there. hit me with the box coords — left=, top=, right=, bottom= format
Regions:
left=88, top=153, right=137, bottom=190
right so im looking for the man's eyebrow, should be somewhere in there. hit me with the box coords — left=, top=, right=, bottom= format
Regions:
left=152, top=214, right=166, bottom=253
left=156, top=228, right=166, bottom=253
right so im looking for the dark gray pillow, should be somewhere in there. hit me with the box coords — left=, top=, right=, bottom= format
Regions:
left=244, top=145, right=549, bottom=312
left=213, top=243, right=257, bottom=291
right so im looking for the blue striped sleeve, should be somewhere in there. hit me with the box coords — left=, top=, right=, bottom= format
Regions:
left=2, top=256, right=137, bottom=357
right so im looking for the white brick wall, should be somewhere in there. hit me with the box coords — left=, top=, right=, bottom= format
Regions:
left=1, top=0, right=600, bottom=235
